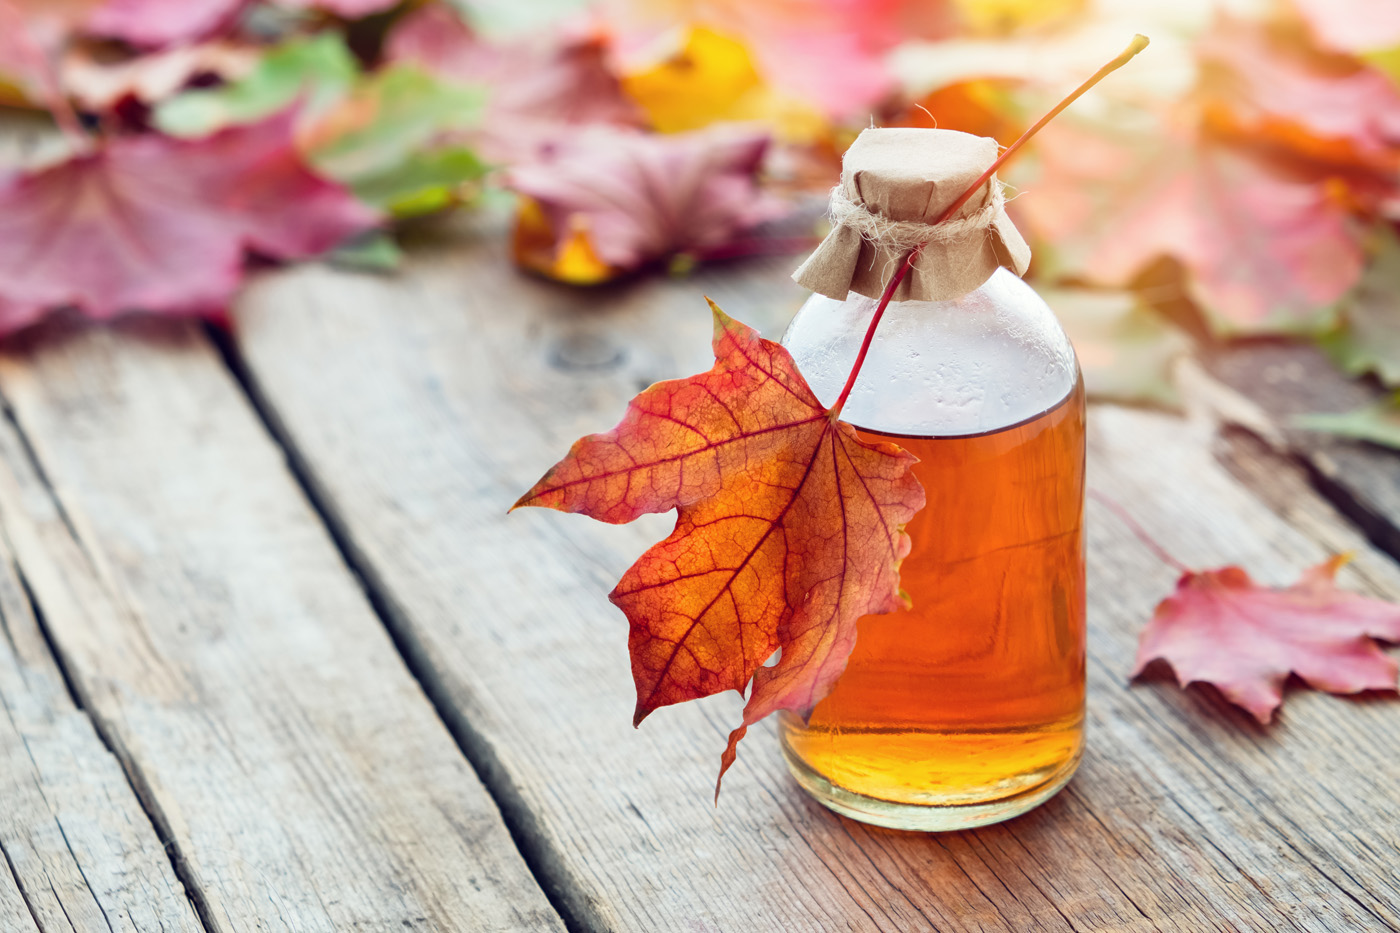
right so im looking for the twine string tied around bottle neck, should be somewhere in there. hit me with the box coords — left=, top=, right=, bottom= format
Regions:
left=825, top=179, right=1006, bottom=253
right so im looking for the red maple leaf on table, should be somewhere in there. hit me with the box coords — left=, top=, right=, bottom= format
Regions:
left=515, top=303, right=923, bottom=791
left=1135, top=556, right=1400, bottom=722
left=0, top=110, right=378, bottom=333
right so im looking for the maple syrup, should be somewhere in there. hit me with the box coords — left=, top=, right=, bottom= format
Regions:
left=780, top=267, right=1086, bottom=830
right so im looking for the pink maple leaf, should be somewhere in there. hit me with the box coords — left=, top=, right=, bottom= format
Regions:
left=504, top=124, right=785, bottom=272
left=0, top=110, right=378, bottom=334
left=1134, top=556, right=1400, bottom=723
left=86, top=0, right=245, bottom=48
left=385, top=4, right=642, bottom=163
left=276, top=0, right=398, bottom=17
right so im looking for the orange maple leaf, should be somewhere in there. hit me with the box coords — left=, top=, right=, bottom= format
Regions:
left=1134, top=556, right=1400, bottom=722
left=514, top=302, right=924, bottom=792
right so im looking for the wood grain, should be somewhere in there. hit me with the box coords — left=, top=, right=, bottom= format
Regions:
left=0, top=318, right=564, bottom=932
left=230, top=220, right=1400, bottom=932
left=1210, top=342, right=1400, bottom=557
left=0, top=517, right=204, bottom=933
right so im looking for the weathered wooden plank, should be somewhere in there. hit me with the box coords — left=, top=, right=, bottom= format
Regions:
left=0, top=520, right=204, bottom=933
left=0, top=870, right=38, bottom=932
left=0, top=318, right=564, bottom=932
left=231, top=221, right=1400, bottom=932
left=1211, top=342, right=1400, bottom=556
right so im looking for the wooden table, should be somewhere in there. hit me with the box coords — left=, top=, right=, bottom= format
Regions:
left=0, top=213, right=1396, bottom=932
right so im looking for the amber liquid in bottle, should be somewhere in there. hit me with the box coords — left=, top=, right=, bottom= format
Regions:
left=780, top=379, right=1086, bottom=830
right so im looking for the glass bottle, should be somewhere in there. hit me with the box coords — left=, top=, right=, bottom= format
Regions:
left=779, top=267, right=1086, bottom=831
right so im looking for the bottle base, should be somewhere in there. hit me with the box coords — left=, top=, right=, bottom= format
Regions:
left=782, top=741, right=1082, bottom=832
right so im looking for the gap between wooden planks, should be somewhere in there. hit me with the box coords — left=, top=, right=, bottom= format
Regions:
left=0, top=318, right=565, bottom=932
left=216, top=217, right=1399, bottom=933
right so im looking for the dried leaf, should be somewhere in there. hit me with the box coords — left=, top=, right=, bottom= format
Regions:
left=1135, top=556, right=1400, bottom=722
left=276, top=0, right=397, bottom=16
left=385, top=4, right=642, bottom=162
left=301, top=65, right=485, bottom=208
left=950, top=0, right=1085, bottom=36
left=1321, top=226, right=1400, bottom=387
left=344, top=147, right=487, bottom=217
left=504, top=124, right=785, bottom=280
left=157, top=30, right=486, bottom=219
left=62, top=39, right=260, bottom=111
left=86, top=0, right=245, bottom=48
left=1291, top=0, right=1400, bottom=55
left=1041, top=288, right=1189, bottom=407
left=515, top=303, right=923, bottom=788
left=898, top=78, right=1025, bottom=147
left=511, top=195, right=615, bottom=284
left=619, top=26, right=828, bottom=141
left=0, top=109, right=378, bottom=332
left=1197, top=21, right=1400, bottom=175
left=1028, top=126, right=1366, bottom=333
left=0, top=0, right=102, bottom=102
left=155, top=32, right=359, bottom=139
left=606, top=0, right=915, bottom=126
left=1295, top=395, right=1400, bottom=450
left=328, top=229, right=402, bottom=270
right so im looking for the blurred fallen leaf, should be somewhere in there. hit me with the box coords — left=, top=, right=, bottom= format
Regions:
left=328, top=229, right=403, bottom=271
left=1042, top=288, right=1190, bottom=407
left=277, top=0, right=398, bottom=16
left=1197, top=20, right=1400, bottom=176
left=87, top=0, right=245, bottom=48
left=0, top=109, right=378, bottom=332
left=303, top=65, right=487, bottom=215
left=505, top=124, right=785, bottom=282
left=1075, top=139, right=1366, bottom=334
left=897, top=78, right=1025, bottom=146
left=1295, top=395, right=1400, bottom=450
left=619, top=25, right=828, bottom=141
left=1321, top=225, right=1400, bottom=387
left=1290, top=0, right=1400, bottom=55
left=155, top=31, right=358, bottom=138
left=385, top=3, right=641, bottom=163
left=513, top=195, right=616, bottom=284
left=63, top=39, right=259, bottom=110
left=950, top=0, right=1085, bottom=37
left=1011, top=17, right=1400, bottom=335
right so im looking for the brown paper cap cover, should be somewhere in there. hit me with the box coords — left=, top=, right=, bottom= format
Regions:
left=792, top=127, right=1031, bottom=302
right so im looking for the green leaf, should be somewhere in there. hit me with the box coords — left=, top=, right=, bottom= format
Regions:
left=155, top=32, right=360, bottom=138
left=1040, top=287, right=1191, bottom=408
left=349, top=148, right=488, bottom=217
left=453, top=0, right=594, bottom=40
left=305, top=65, right=486, bottom=186
left=1295, top=395, right=1400, bottom=450
left=328, top=230, right=404, bottom=271
left=1320, top=225, right=1400, bottom=387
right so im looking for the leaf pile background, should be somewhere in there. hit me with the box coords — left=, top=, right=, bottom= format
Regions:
left=0, top=0, right=1397, bottom=426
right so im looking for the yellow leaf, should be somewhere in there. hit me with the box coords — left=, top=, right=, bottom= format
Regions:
left=620, top=26, right=826, bottom=142
left=511, top=197, right=617, bottom=285
left=951, top=0, right=1084, bottom=36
